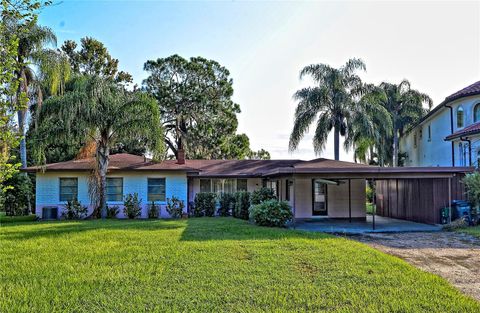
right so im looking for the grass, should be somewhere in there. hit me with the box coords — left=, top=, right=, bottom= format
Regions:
left=0, top=211, right=37, bottom=223
left=1, top=218, right=478, bottom=312
left=456, top=225, right=480, bottom=238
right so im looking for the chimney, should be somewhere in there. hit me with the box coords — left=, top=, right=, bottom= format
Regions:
left=177, top=148, right=185, bottom=165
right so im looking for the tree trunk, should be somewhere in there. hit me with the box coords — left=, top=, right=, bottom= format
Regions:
left=392, top=115, right=398, bottom=167
left=97, top=142, right=109, bottom=219
left=334, top=126, right=340, bottom=161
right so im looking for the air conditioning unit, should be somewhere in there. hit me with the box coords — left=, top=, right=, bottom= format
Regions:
left=42, top=206, right=58, bottom=220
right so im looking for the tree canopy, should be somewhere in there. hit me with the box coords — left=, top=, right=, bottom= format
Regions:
left=143, top=54, right=268, bottom=160
left=61, top=37, right=132, bottom=85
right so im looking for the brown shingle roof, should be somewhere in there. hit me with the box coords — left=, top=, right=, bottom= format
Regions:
left=25, top=153, right=472, bottom=176
left=24, top=153, right=199, bottom=172
left=445, top=121, right=480, bottom=140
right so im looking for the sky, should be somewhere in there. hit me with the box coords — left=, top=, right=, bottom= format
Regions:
left=39, top=1, right=480, bottom=161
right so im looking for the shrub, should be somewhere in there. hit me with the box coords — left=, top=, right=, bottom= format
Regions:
left=443, top=217, right=469, bottom=231
left=62, top=199, right=88, bottom=220
left=106, top=205, right=120, bottom=218
left=194, top=192, right=217, bottom=217
left=166, top=196, right=185, bottom=219
left=250, top=187, right=276, bottom=205
left=123, top=193, right=142, bottom=219
left=463, top=172, right=480, bottom=208
left=234, top=191, right=250, bottom=220
left=148, top=201, right=160, bottom=219
left=249, top=200, right=292, bottom=227
left=1, top=173, right=33, bottom=216
left=218, top=193, right=235, bottom=216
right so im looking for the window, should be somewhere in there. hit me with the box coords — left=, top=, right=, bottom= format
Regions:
left=413, top=133, right=417, bottom=148
left=457, top=106, right=464, bottom=128
left=428, top=125, right=431, bottom=142
left=312, top=180, right=327, bottom=216
left=477, top=149, right=480, bottom=168
left=200, top=179, right=211, bottom=192
left=237, top=179, right=248, bottom=191
left=265, top=180, right=279, bottom=198
left=59, top=178, right=78, bottom=202
left=148, top=178, right=166, bottom=202
left=459, top=143, right=465, bottom=166
left=419, top=129, right=423, bottom=139
left=285, top=180, right=291, bottom=201
left=106, top=178, right=123, bottom=202
left=475, top=103, right=480, bottom=122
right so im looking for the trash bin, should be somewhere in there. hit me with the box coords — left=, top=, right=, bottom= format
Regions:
left=451, top=200, right=471, bottom=224
left=440, top=207, right=450, bottom=224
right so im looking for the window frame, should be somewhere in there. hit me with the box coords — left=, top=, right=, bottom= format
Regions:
left=427, top=125, right=431, bottom=142
left=147, top=178, right=166, bottom=202
left=106, top=177, right=123, bottom=202
left=474, top=103, right=480, bottom=123
left=59, top=177, right=78, bottom=202
left=236, top=179, right=248, bottom=192
left=457, top=106, right=464, bottom=128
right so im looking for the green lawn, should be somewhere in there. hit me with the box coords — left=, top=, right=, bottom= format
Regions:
left=0, top=212, right=37, bottom=223
left=1, top=218, right=478, bottom=312
left=456, top=225, right=480, bottom=238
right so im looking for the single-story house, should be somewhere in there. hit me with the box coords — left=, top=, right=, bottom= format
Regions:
left=25, top=153, right=473, bottom=224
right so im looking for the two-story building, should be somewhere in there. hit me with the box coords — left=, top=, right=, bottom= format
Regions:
left=400, top=81, right=480, bottom=167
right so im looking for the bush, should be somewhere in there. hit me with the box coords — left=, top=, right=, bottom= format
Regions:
left=62, top=199, right=88, bottom=220
left=123, top=193, right=142, bottom=219
left=443, top=217, right=469, bottom=231
left=1, top=173, right=33, bottom=216
left=463, top=172, right=480, bottom=208
left=218, top=193, right=235, bottom=216
left=250, top=187, right=276, bottom=205
left=106, top=205, right=120, bottom=218
left=194, top=192, right=217, bottom=217
left=148, top=201, right=160, bottom=219
left=166, top=196, right=185, bottom=219
left=234, top=191, right=250, bottom=220
left=249, top=200, right=292, bottom=227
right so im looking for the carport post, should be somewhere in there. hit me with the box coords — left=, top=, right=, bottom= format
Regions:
left=372, top=178, right=376, bottom=231
left=293, top=176, right=296, bottom=229
left=348, top=179, right=352, bottom=223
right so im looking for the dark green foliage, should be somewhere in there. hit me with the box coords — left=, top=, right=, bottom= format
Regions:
left=123, top=193, right=142, bottom=219
left=62, top=199, right=88, bottom=220
left=250, top=187, right=276, bottom=205
left=194, top=192, right=217, bottom=217
left=106, top=205, right=119, bottom=219
left=234, top=191, right=250, bottom=220
left=61, top=37, right=133, bottom=84
left=148, top=201, right=160, bottom=219
left=463, top=172, right=480, bottom=208
left=0, top=172, right=33, bottom=216
left=143, top=54, right=268, bottom=160
left=249, top=200, right=293, bottom=227
left=166, top=196, right=184, bottom=219
left=218, top=193, right=235, bottom=216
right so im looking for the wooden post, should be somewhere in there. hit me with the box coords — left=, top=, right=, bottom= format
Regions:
left=348, top=179, right=352, bottom=223
left=293, top=176, right=296, bottom=229
left=372, top=179, right=376, bottom=231
left=448, top=176, right=452, bottom=224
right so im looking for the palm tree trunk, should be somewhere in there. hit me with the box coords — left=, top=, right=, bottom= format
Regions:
left=392, top=115, right=398, bottom=167
left=97, top=141, right=109, bottom=219
left=334, top=126, right=340, bottom=160
left=17, top=69, right=28, bottom=169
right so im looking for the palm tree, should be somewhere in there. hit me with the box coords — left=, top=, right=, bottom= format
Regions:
left=289, top=59, right=365, bottom=160
left=379, top=80, right=432, bottom=166
left=36, top=76, right=165, bottom=218
left=13, top=20, right=57, bottom=168
left=345, top=84, right=392, bottom=166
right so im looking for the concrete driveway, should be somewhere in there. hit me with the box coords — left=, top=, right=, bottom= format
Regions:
left=293, top=215, right=441, bottom=234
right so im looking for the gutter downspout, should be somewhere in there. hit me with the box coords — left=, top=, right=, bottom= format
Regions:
left=445, top=104, right=455, bottom=166
left=460, top=136, right=472, bottom=167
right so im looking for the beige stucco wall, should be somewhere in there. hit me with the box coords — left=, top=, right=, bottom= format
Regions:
left=293, top=177, right=366, bottom=219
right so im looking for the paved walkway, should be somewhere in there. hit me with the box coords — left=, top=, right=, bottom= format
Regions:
left=293, top=215, right=441, bottom=234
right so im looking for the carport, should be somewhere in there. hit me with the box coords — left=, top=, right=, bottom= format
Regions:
left=267, top=165, right=474, bottom=231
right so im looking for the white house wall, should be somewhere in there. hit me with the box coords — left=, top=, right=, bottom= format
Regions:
left=35, top=171, right=188, bottom=219
left=401, top=95, right=480, bottom=167
left=293, top=177, right=366, bottom=219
